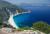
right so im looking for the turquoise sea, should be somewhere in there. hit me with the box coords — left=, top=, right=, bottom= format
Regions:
left=13, top=6, right=50, bottom=27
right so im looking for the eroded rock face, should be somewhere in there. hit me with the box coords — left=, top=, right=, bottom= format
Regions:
left=0, top=7, right=17, bottom=26
left=0, top=0, right=18, bottom=26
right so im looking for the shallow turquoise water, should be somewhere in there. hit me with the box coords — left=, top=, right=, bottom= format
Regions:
left=13, top=6, right=50, bottom=27
left=13, top=13, right=35, bottom=27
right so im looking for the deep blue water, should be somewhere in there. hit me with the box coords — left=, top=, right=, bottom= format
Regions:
left=13, top=6, right=50, bottom=27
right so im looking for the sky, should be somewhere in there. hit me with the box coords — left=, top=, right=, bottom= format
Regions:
left=4, top=0, right=50, bottom=5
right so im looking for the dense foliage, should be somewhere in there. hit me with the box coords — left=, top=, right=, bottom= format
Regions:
left=32, top=21, right=50, bottom=33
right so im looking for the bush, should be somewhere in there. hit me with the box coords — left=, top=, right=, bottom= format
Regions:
left=32, top=21, right=50, bottom=33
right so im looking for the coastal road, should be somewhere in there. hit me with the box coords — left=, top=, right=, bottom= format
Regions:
left=0, top=31, right=15, bottom=34
left=0, top=30, right=45, bottom=34
left=0, top=31, right=8, bottom=34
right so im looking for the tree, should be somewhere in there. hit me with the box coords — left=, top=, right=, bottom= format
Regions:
left=32, top=21, right=48, bottom=30
left=47, top=25, right=50, bottom=33
left=32, top=21, right=50, bottom=34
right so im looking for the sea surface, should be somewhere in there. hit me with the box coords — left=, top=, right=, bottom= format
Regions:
left=13, top=6, right=50, bottom=27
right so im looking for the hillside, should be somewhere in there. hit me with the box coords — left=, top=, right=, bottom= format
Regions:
left=0, top=0, right=17, bottom=8
left=0, top=0, right=26, bottom=26
left=0, top=0, right=18, bottom=25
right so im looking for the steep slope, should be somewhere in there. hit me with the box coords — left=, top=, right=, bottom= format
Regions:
left=0, top=0, right=17, bottom=8
left=0, top=0, right=18, bottom=25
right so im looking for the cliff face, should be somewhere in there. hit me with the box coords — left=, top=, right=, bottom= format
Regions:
left=0, top=0, right=18, bottom=25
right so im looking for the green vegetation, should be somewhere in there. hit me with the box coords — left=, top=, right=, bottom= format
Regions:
left=15, top=26, right=36, bottom=31
left=14, top=21, right=50, bottom=34
left=0, top=1, right=50, bottom=34
left=15, top=27, right=31, bottom=31
left=32, top=21, right=50, bottom=34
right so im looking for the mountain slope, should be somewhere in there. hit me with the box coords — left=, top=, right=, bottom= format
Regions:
left=0, top=0, right=18, bottom=25
left=0, top=0, right=17, bottom=8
